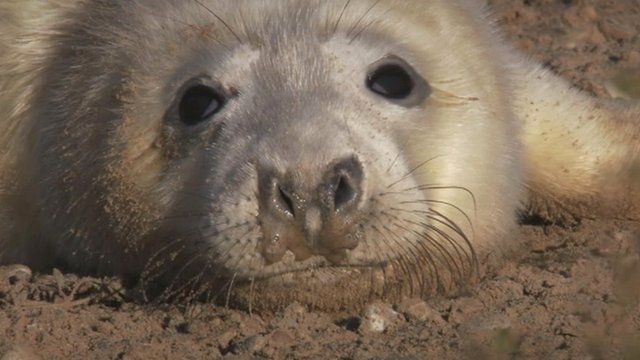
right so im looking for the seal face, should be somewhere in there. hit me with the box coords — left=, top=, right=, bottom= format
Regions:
left=0, top=0, right=519, bottom=309
left=3, top=0, right=636, bottom=310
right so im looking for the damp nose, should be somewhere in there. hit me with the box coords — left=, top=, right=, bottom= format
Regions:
left=259, top=156, right=364, bottom=221
left=320, top=156, right=364, bottom=214
left=257, top=156, right=365, bottom=264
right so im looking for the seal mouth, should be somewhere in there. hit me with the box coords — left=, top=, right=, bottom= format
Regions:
left=229, top=261, right=408, bottom=312
left=225, top=253, right=447, bottom=312
left=239, top=247, right=392, bottom=282
left=250, top=261, right=388, bottom=281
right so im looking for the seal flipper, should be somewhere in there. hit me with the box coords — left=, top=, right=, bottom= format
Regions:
left=516, top=62, right=640, bottom=222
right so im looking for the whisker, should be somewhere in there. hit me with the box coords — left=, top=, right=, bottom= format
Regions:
left=381, top=183, right=478, bottom=226
left=386, top=214, right=464, bottom=287
left=373, top=214, right=437, bottom=296
left=141, top=239, right=187, bottom=283
left=386, top=155, right=444, bottom=189
left=248, top=276, right=255, bottom=316
left=430, top=86, right=480, bottom=106
left=396, top=228, right=441, bottom=296
left=202, top=284, right=213, bottom=303
left=349, top=7, right=393, bottom=44
left=428, top=208, right=479, bottom=274
left=349, top=18, right=376, bottom=44
left=237, top=7, right=259, bottom=46
left=150, top=212, right=211, bottom=224
left=225, top=272, right=237, bottom=308
left=412, top=185, right=478, bottom=218
left=392, top=207, right=470, bottom=246
left=346, top=0, right=382, bottom=38
left=185, top=264, right=213, bottom=303
left=150, top=220, right=251, bottom=252
left=139, top=216, right=255, bottom=301
left=404, top=216, right=469, bottom=282
left=161, top=258, right=210, bottom=302
left=398, top=199, right=475, bottom=234
left=200, top=227, right=257, bottom=304
left=155, top=255, right=204, bottom=301
left=175, top=190, right=219, bottom=204
left=386, top=151, right=403, bottom=175
left=208, top=220, right=253, bottom=236
left=137, top=6, right=196, bottom=28
left=357, top=222, right=401, bottom=298
left=215, top=233, right=258, bottom=302
left=370, top=220, right=416, bottom=294
left=431, top=77, right=466, bottom=85
left=192, top=0, right=243, bottom=44
left=388, top=198, right=478, bottom=281
left=332, top=0, right=352, bottom=35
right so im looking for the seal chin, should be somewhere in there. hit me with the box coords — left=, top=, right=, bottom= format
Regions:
left=228, top=261, right=422, bottom=312
left=229, top=266, right=384, bottom=312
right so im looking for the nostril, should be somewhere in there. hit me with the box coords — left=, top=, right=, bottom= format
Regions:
left=257, top=166, right=299, bottom=221
left=334, top=175, right=356, bottom=211
left=277, top=186, right=295, bottom=218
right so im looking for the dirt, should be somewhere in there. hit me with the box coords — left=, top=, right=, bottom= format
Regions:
left=2, top=1, right=640, bottom=359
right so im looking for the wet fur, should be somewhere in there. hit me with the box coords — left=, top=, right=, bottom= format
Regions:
left=0, top=0, right=638, bottom=309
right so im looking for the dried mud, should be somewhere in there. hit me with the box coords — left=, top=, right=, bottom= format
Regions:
left=2, top=1, right=640, bottom=359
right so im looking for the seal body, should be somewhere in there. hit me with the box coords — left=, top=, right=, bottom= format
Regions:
left=0, top=0, right=638, bottom=309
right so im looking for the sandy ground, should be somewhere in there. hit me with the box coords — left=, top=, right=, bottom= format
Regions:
left=2, top=1, right=640, bottom=359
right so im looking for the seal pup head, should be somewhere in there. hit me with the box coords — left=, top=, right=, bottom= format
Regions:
left=29, top=0, right=523, bottom=309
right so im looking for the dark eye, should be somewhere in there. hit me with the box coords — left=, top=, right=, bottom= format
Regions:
left=365, top=56, right=431, bottom=107
left=367, top=64, right=414, bottom=99
left=179, top=85, right=225, bottom=126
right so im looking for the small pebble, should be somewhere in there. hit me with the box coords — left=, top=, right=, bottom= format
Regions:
left=0, top=265, right=33, bottom=284
left=397, top=298, right=445, bottom=324
left=360, top=301, right=404, bottom=334
left=267, top=330, right=295, bottom=348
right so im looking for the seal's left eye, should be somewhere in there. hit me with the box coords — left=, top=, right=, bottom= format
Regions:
left=367, top=64, right=414, bottom=99
left=365, top=55, right=431, bottom=107
left=179, top=85, right=225, bottom=126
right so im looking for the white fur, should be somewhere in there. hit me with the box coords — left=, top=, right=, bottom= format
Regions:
left=0, top=0, right=638, bottom=303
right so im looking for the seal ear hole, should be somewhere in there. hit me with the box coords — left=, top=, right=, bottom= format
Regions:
left=179, top=85, right=225, bottom=126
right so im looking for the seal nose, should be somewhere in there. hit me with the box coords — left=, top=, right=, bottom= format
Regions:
left=269, top=157, right=362, bottom=218
left=320, top=157, right=363, bottom=214
left=257, top=156, right=364, bottom=264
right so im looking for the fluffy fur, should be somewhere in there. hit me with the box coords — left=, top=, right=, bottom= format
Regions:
left=0, top=0, right=638, bottom=309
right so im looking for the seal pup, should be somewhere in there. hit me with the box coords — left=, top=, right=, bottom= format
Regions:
left=0, top=0, right=638, bottom=310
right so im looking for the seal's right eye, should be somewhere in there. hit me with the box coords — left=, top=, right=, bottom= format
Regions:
left=179, top=85, right=225, bottom=126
